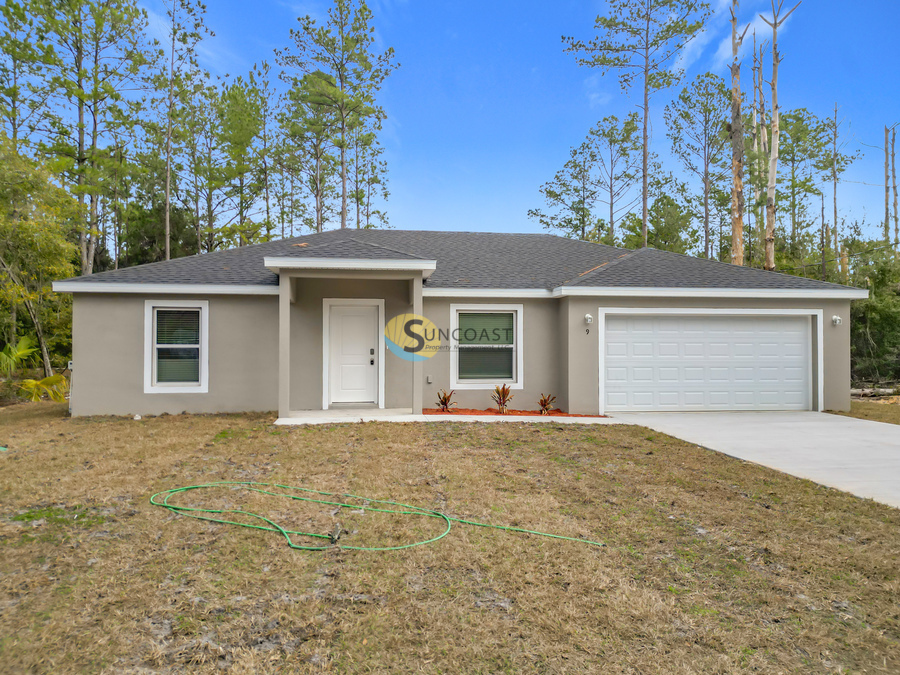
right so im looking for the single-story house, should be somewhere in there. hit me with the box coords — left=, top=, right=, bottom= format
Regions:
left=53, top=229, right=868, bottom=419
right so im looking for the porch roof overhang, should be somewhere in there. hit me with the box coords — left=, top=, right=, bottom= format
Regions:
left=264, top=256, right=436, bottom=279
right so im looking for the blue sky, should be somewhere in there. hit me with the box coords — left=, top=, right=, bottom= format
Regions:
left=144, top=0, right=899, bottom=239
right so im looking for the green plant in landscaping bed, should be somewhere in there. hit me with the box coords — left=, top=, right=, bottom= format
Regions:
left=436, top=389, right=456, bottom=412
left=491, top=384, right=514, bottom=414
left=538, top=393, right=557, bottom=415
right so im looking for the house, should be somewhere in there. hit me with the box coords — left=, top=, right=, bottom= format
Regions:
left=53, top=229, right=868, bottom=419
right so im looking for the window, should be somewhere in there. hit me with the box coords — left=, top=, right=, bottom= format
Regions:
left=450, top=304, right=523, bottom=389
left=144, top=300, right=208, bottom=393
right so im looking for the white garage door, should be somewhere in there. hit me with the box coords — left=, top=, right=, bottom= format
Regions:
left=603, top=314, right=811, bottom=412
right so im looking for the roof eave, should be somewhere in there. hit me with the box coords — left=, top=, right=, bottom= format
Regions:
left=552, top=285, right=870, bottom=300
left=263, top=256, right=437, bottom=278
left=51, top=281, right=279, bottom=295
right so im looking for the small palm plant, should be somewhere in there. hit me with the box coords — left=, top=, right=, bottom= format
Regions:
left=436, top=388, right=456, bottom=412
left=538, top=393, right=557, bottom=415
left=491, top=384, right=514, bottom=414
left=0, top=336, right=38, bottom=379
left=19, top=374, right=68, bottom=402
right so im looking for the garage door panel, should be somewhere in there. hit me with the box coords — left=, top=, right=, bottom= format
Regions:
left=604, top=315, right=811, bottom=412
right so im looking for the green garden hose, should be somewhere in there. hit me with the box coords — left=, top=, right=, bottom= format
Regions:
left=150, top=481, right=605, bottom=552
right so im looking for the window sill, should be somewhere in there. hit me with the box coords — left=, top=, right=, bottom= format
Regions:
left=450, top=380, right=523, bottom=391
left=145, top=384, right=209, bottom=395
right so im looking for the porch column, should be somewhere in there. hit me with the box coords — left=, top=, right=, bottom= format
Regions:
left=278, top=273, right=291, bottom=418
left=411, top=273, right=423, bottom=414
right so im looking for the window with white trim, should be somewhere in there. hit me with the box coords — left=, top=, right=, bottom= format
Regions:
left=450, top=304, right=523, bottom=389
left=144, top=300, right=209, bottom=393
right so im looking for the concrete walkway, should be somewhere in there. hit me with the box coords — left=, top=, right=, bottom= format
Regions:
left=612, top=412, right=900, bottom=509
left=275, top=408, right=621, bottom=426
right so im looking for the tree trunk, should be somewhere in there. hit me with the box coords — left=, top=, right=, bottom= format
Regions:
left=832, top=104, right=839, bottom=263
left=164, top=0, right=177, bottom=261
left=703, top=173, right=710, bottom=258
left=729, top=1, right=747, bottom=266
left=641, top=13, right=650, bottom=247
left=74, top=15, right=89, bottom=275
left=762, top=5, right=793, bottom=273
left=892, top=128, right=898, bottom=249
left=340, top=121, right=348, bottom=229
left=820, top=194, right=826, bottom=281
left=886, top=126, right=891, bottom=243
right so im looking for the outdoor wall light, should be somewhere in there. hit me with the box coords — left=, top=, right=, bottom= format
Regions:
left=832, top=315, right=843, bottom=326
left=584, top=313, right=594, bottom=325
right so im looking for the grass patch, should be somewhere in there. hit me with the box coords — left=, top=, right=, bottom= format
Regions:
left=831, top=399, right=900, bottom=425
left=0, top=403, right=898, bottom=673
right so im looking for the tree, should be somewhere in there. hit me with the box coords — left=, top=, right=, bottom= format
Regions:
left=120, top=201, right=197, bottom=265
left=0, top=0, right=56, bottom=149
left=760, top=0, right=801, bottom=271
left=528, top=139, right=602, bottom=241
left=622, top=190, right=699, bottom=254
left=665, top=72, right=730, bottom=258
left=283, top=70, right=340, bottom=233
left=728, top=1, right=750, bottom=265
left=218, top=78, right=262, bottom=246
left=348, top=114, right=389, bottom=229
left=564, top=0, right=711, bottom=247
left=778, top=108, right=826, bottom=256
left=278, top=0, right=397, bottom=229
left=590, top=113, right=641, bottom=243
left=816, top=104, right=858, bottom=267
left=159, top=0, right=208, bottom=261
left=250, top=61, right=280, bottom=240
left=42, top=0, right=155, bottom=275
left=0, top=134, right=77, bottom=376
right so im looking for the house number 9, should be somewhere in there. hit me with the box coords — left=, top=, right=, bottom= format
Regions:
left=585, top=328, right=590, bottom=335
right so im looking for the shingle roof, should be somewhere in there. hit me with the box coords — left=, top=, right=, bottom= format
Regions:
left=57, top=228, right=861, bottom=293
left=566, top=246, right=849, bottom=290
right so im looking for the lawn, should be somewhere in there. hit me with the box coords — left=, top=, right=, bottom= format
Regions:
left=1, top=404, right=898, bottom=674
left=832, top=399, right=900, bottom=426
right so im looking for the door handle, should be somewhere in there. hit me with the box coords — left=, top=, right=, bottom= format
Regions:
left=370, top=359, right=375, bottom=365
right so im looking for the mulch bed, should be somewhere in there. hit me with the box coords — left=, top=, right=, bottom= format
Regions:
left=423, top=407, right=606, bottom=418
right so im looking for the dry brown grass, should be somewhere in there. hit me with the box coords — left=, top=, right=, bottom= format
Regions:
left=832, top=400, right=900, bottom=425
left=1, top=402, right=899, bottom=674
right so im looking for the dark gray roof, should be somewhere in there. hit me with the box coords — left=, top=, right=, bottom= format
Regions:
left=567, top=246, right=849, bottom=290
left=58, top=228, right=861, bottom=293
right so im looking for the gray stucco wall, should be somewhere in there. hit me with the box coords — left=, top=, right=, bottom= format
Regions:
left=289, top=277, right=413, bottom=411
left=69, top=290, right=853, bottom=417
left=422, top=298, right=563, bottom=411
left=70, top=293, right=279, bottom=417
left=560, top=296, right=852, bottom=414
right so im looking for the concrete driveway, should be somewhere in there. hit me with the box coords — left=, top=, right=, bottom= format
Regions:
left=612, top=412, right=900, bottom=509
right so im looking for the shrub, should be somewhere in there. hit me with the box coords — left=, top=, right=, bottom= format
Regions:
left=436, top=389, right=456, bottom=412
left=538, top=393, right=557, bottom=415
left=491, top=384, right=514, bottom=414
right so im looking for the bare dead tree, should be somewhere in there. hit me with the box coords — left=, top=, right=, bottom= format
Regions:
left=886, top=125, right=892, bottom=243
left=820, top=192, right=826, bottom=281
left=729, top=1, right=751, bottom=265
left=892, top=126, right=898, bottom=250
left=761, top=0, right=800, bottom=271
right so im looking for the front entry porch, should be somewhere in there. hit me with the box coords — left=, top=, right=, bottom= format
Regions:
left=269, top=255, right=433, bottom=419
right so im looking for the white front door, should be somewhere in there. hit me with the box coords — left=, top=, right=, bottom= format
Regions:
left=329, top=305, right=379, bottom=404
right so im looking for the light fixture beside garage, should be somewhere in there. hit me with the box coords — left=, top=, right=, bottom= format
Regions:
left=584, top=313, right=593, bottom=325
left=832, top=315, right=843, bottom=326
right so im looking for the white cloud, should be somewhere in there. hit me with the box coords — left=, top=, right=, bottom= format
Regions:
left=712, top=8, right=796, bottom=72
left=583, top=73, right=613, bottom=109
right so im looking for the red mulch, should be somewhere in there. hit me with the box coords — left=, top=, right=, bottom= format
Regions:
left=423, top=407, right=606, bottom=418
